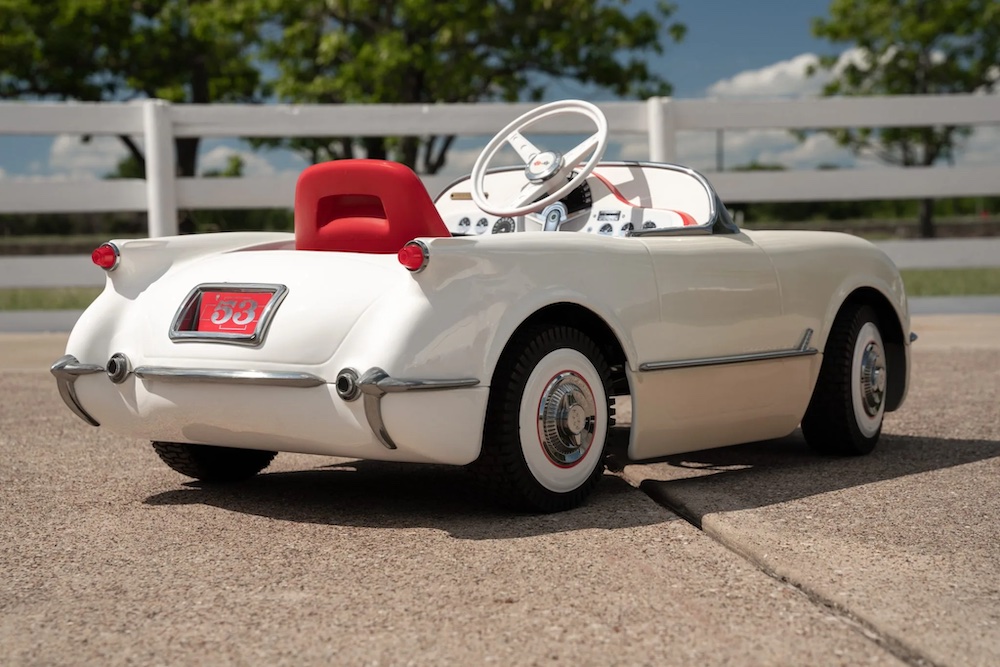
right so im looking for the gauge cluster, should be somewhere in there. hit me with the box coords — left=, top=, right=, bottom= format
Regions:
left=450, top=214, right=519, bottom=236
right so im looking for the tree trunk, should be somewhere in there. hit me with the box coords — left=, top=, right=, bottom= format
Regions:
left=175, top=137, right=201, bottom=177
left=400, top=136, right=419, bottom=171
left=918, top=198, right=935, bottom=238
left=363, top=137, right=387, bottom=161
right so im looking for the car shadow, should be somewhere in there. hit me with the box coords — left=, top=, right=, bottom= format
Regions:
left=143, top=461, right=674, bottom=540
left=632, top=431, right=1000, bottom=525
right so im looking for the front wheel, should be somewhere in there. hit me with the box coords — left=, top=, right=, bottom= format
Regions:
left=474, top=326, right=612, bottom=513
left=151, top=442, right=277, bottom=482
left=802, top=304, right=887, bottom=456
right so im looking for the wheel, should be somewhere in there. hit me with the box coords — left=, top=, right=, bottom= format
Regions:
left=475, top=325, right=612, bottom=512
left=470, top=99, right=609, bottom=218
left=151, top=441, right=276, bottom=482
left=801, top=304, right=887, bottom=455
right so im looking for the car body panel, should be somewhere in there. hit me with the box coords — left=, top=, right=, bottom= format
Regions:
left=57, top=161, right=912, bottom=470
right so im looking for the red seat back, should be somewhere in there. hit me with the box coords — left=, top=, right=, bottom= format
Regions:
left=294, top=159, right=450, bottom=253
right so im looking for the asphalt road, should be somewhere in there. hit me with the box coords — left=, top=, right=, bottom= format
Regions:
left=2, top=315, right=998, bottom=666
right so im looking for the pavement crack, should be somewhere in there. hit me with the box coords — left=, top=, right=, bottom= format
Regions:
left=631, top=476, right=945, bottom=667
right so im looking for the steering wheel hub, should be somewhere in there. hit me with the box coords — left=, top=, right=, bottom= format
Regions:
left=524, top=150, right=564, bottom=183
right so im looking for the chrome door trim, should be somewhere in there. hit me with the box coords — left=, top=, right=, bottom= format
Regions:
left=639, top=329, right=817, bottom=372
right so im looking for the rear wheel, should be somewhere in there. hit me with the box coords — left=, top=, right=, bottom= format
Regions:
left=474, top=326, right=612, bottom=513
left=802, top=304, right=887, bottom=456
left=151, top=442, right=276, bottom=482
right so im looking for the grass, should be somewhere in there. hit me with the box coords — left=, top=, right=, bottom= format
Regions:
left=0, top=287, right=102, bottom=311
left=900, top=268, right=1000, bottom=297
left=1, top=268, right=998, bottom=311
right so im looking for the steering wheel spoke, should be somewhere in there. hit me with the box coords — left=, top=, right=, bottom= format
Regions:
left=507, top=130, right=542, bottom=164
left=510, top=180, right=553, bottom=210
left=563, top=132, right=601, bottom=169
left=470, top=100, right=609, bottom=219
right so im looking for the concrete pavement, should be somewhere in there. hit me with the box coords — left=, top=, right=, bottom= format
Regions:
left=1, top=315, right=998, bottom=665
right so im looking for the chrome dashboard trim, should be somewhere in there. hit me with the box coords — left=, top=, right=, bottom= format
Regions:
left=628, top=225, right=714, bottom=237
left=357, top=367, right=481, bottom=450
left=169, top=283, right=288, bottom=347
left=639, top=329, right=818, bottom=372
left=50, top=355, right=103, bottom=426
left=133, top=367, right=326, bottom=388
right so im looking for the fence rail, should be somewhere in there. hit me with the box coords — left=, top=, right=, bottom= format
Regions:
left=1, top=95, right=999, bottom=237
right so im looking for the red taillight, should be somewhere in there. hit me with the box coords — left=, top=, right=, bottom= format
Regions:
left=91, top=242, right=120, bottom=271
left=398, top=241, right=428, bottom=272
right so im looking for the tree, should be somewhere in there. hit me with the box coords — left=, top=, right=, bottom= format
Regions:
left=257, top=0, right=685, bottom=173
left=809, top=0, right=1000, bottom=237
left=0, top=0, right=265, bottom=177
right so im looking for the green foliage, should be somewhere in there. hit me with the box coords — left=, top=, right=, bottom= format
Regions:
left=810, top=0, right=999, bottom=167
left=255, top=0, right=685, bottom=172
left=0, top=0, right=266, bottom=175
left=809, top=0, right=1000, bottom=236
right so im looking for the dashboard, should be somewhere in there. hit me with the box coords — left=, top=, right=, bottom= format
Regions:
left=433, top=163, right=713, bottom=238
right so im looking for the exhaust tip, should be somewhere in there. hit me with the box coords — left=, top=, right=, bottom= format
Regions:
left=106, top=353, right=131, bottom=384
left=335, top=368, right=360, bottom=401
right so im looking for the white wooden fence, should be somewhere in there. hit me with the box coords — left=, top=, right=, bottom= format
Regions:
left=1, top=95, right=999, bottom=237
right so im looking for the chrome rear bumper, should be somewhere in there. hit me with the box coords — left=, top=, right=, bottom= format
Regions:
left=52, top=355, right=480, bottom=453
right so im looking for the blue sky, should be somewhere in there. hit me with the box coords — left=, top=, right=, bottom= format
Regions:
left=643, top=0, right=836, bottom=98
left=1, top=0, right=997, bottom=180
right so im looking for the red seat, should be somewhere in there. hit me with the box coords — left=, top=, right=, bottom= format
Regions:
left=294, top=159, right=450, bottom=253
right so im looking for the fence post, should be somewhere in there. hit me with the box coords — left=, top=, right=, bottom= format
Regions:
left=142, top=99, right=178, bottom=237
left=646, top=97, right=676, bottom=163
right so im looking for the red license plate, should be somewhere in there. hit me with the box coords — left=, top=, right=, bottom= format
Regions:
left=196, top=291, right=274, bottom=334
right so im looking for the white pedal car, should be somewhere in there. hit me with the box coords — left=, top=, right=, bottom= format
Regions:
left=52, top=100, right=913, bottom=512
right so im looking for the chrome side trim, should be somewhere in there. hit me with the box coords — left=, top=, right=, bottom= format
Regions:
left=628, top=225, right=713, bottom=237
left=357, top=367, right=480, bottom=450
left=133, top=367, right=326, bottom=388
left=50, top=355, right=103, bottom=427
left=639, top=329, right=818, bottom=372
left=169, top=283, right=288, bottom=347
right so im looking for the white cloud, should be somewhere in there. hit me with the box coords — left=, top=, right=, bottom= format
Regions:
left=199, top=145, right=280, bottom=176
left=707, top=53, right=827, bottom=99
left=959, top=125, right=1000, bottom=166
left=755, top=132, right=854, bottom=169
left=616, top=129, right=855, bottom=172
left=49, top=134, right=129, bottom=179
left=705, top=49, right=871, bottom=99
left=0, top=167, right=6, bottom=180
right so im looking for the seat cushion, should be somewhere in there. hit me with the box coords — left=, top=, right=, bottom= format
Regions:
left=294, top=159, right=450, bottom=253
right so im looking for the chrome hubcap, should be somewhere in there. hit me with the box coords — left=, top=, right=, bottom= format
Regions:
left=859, top=341, right=886, bottom=417
left=537, top=371, right=596, bottom=466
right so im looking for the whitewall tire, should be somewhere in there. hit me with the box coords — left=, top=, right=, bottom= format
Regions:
left=474, top=326, right=612, bottom=512
left=802, top=304, right=886, bottom=456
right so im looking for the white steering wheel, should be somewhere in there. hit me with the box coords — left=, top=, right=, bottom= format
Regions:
left=470, top=99, right=609, bottom=218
